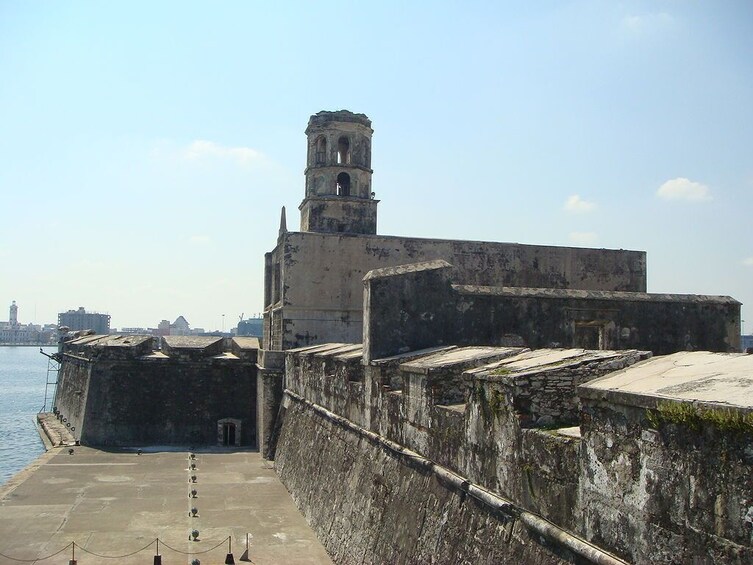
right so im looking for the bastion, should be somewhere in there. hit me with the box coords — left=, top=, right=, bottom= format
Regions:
left=54, top=334, right=258, bottom=447
left=269, top=259, right=753, bottom=564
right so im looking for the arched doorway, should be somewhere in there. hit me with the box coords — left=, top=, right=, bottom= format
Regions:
left=337, top=172, right=351, bottom=196
left=217, top=418, right=242, bottom=446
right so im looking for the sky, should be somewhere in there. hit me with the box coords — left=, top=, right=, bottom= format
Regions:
left=1, top=1, right=752, bottom=334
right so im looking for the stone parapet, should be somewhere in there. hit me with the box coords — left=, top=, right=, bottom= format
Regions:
left=281, top=343, right=647, bottom=534
left=55, top=335, right=259, bottom=447
left=577, top=351, right=753, bottom=563
left=361, top=260, right=740, bottom=359
left=278, top=344, right=753, bottom=562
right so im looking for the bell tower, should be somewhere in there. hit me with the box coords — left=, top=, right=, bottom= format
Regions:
left=299, top=110, right=378, bottom=234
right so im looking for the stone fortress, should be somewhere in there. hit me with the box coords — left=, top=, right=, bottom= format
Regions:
left=53, top=111, right=751, bottom=564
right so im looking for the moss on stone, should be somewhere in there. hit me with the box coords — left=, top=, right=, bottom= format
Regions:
left=489, top=390, right=505, bottom=417
left=646, top=400, right=753, bottom=434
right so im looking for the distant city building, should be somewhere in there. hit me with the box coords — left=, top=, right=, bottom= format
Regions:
left=118, top=327, right=150, bottom=334
left=743, top=334, right=753, bottom=352
left=237, top=317, right=263, bottom=338
left=0, top=300, right=53, bottom=344
left=151, top=316, right=204, bottom=337
left=9, top=300, right=18, bottom=326
left=171, top=315, right=190, bottom=336
left=58, top=307, right=111, bottom=335
left=154, top=319, right=171, bottom=337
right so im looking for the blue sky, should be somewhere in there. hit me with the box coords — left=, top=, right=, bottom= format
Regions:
left=1, top=1, right=752, bottom=334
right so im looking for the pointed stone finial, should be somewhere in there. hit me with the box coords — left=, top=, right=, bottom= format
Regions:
left=278, top=206, right=287, bottom=238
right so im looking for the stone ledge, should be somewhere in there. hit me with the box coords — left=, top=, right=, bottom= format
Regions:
left=36, top=412, right=76, bottom=447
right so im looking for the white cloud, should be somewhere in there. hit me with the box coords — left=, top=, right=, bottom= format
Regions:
left=622, top=12, right=673, bottom=34
left=743, top=257, right=753, bottom=267
left=656, top=177, right=712, bottom=202
left=188, top=235, right=211, bottom=244
left=183, top=140, right=262, bottom=164
left=150, top=139, right=268, bottom=168
left=564, top=194, right=597, bottom=213
left=569, top=232, right=598, bottom=245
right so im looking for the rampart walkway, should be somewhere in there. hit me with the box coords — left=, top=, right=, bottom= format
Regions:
left=0, top=447, right=332, bottom=565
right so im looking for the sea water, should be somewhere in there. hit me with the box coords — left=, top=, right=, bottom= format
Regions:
left=0, top=346, right=55, bottom=485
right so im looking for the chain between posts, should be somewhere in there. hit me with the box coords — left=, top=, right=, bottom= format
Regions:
left=0, top=536, right=233, bottom=562
left=0, top=542, right=73, bottom=563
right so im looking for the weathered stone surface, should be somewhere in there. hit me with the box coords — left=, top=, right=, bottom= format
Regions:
left=364, top=260, right=457, bottom=361
left=265, top=232, right=648, bottom=350
left=454, top=285, right=740, bottom=355
left=301, top=109, right=377, bottom=235
left=54, top=335, right=258, bottom=446
left=361, top=261, right=738, bottom=361
left=578, top=352, right=753, bottom=564
left=281, top=344, right=646, bottom=539
left=275, top=395, right=600, bottom=565
left=276, top=343, right=753, bottom=563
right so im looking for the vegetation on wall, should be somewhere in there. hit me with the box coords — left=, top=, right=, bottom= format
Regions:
left=475, top=383, right=507, bottom=421
left=646, top=400, right=753, bottom=434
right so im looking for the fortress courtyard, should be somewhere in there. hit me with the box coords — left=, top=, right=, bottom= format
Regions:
left=0, top=446, right=332, bottom=565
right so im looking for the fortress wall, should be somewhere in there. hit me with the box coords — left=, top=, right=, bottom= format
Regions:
left=56, top=337, right=259, bottom=447
left=80, top=357, right=257, bottom=446
left=363, top=260, right=458, bottom=361
left=271, top=231, right=646, bottom=348
left=280, top=344, right=647, bottom=539
left=284, top=345, right=366, bottom=427
left=360, top=260, right=739, bottom=359
left=456, top=288, right=741, bottom=355
left=54, top=354, right=91, bottom=437
left=274, top=392, right=600, bottom=565
left=429, top=352, right=644, bottom=530
left=257, top=349, right=285, bottom=458
left=281, top=233, right=647, bottom=310
left=578, top=395, right=753, bottom=564
left=519, top=428, right=581, bottom=529
left=277, top=343, right=753, bottom=563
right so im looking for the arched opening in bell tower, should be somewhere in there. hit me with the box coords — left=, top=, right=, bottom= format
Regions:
left=337, top=136, right=350, bottom=164
left=315, top=136, right=327, bottom=165
left=337, top=172, right=351, bottom=196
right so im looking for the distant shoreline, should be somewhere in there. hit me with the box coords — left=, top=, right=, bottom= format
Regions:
left=0, top=344, right=56, bottom=347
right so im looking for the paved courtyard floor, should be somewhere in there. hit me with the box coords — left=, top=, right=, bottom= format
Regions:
left=0, top=446, right=333, bottom=565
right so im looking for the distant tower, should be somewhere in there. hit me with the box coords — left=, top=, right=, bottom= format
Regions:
left=299, top=110, right=378, bottom=234
left=9, top=301, right=18, bottom=326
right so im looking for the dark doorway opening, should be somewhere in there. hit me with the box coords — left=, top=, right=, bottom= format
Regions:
left=574, top=323, right=603, bottom=349
left=222, top=422, right=236, bottom=446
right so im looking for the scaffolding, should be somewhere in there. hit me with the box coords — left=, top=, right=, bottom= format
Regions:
left=39, top=348, right=61, bottom=413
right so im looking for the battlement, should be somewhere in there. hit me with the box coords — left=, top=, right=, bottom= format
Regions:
left=54, top=335, right=259, bottom=447
left=280, top=342, right=753, bottom=563
left=61, top=334, right=259, bottom=364
left=260, top=253, right=746, bottom=563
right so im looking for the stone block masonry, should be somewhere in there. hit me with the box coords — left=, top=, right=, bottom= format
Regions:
left=276, top=390, right=626, bottom=565
left=265, top=231, right=648, bottom=350
left=273, top=340, right=753, bottom=563
left=54, top=334, right=258, bottom=447
left=361, top=260, right=740, bottom=358
left=579, top=352, right=753, bottom=564
left=276, top=343, right=649, bottom=563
